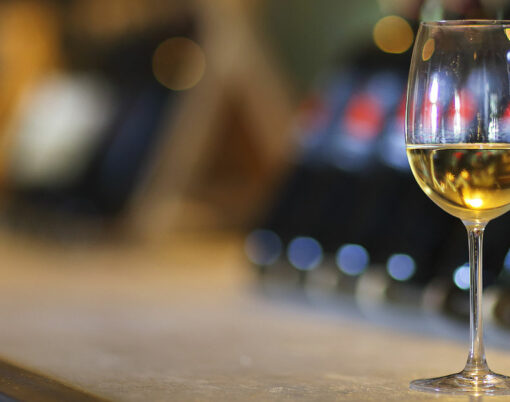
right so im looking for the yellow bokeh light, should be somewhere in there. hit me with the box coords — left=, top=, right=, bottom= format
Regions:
left=505, top=28, right=510, bottom=41
left=152, top=37, right=206, bottom=91
left=422, top=38, right=435, bottom=61
left=465, top=198, right=483, bottom=208
left=373, top=15, right=414, bottom=54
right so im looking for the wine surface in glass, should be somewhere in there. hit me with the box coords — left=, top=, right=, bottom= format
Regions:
left=407, top=143, right=510, bottom=222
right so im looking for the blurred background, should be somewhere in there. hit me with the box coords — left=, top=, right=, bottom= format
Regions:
left=3, top=0, right=510, bottom=357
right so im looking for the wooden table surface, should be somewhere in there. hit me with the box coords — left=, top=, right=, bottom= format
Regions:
left=0, top=231, right=508, bottom=401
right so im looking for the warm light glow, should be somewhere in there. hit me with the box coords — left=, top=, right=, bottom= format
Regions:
left=422, top=38, right=435, bottom=61
left=373, top=15, right=414, bottom=54
left=465, top=198, right=483, bottom=208
left=152, top=37, right=206, bottom=91
left=505, top=28, right=510, bottom=41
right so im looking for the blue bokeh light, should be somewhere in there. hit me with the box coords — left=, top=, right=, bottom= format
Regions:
left=336, top=244, right=369, bottom=276
left=504, top=249, right=510, bottom=271
left=287, top=236, right=323, bottom=271
left=387, top=253, right=416, bottom=281
left=244, top=229, right=282, bottom=266
left=453, top=263, right=470, bottom=290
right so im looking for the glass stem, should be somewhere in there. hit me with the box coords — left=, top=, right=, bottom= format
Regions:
left=463, top=221, right=489, bottom=374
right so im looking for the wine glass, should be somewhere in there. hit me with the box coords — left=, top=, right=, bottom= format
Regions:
left=406, top=20, right=510, bottom=395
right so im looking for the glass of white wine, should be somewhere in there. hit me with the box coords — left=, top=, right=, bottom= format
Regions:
left=407, top=20, right=510, bottom=395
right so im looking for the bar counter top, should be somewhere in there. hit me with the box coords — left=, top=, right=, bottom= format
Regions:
left=0, top=232, right=508, bottom=401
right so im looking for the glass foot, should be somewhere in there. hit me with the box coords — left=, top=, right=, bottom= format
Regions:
left=410, top=370, right=510, bottom=395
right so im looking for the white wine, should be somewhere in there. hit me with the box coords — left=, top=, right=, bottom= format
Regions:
left=407, top=144, right=510, bottom=222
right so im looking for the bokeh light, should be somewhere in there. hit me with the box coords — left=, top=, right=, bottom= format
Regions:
left=387, top=253, right=416, bottom=281
left=244, top=229, right=282, bottom=266
left=336, top=244, right=370, bottom=276
left=464, top=198, right=483, bottom=209
left=287, top=236, right=323, bottom=271
left=373, top=16, right=414, bottom=54
left=453, top=263, right=470, bottom=290
left=152, top=37, right=206, bottom=91
left=422, top=38, right=435, bottom=61
left=505, top=28, right=510, bottom=41
left=504, top=249, right=510, bottom=271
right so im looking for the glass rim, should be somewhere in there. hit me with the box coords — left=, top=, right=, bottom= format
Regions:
left=421, top=19, right=510, bottom=28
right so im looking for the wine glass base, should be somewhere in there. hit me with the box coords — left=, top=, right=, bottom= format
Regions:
left=410, top=370, right=510, bottom=395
